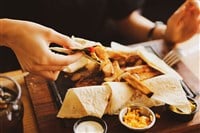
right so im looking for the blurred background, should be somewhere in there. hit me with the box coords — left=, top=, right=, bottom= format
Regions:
left=0, top=0, right=184, bottom=72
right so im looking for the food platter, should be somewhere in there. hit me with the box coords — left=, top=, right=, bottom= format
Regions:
left=49, top=46, right=196, bottom=109
left=47, top=44, right=197, bottom=132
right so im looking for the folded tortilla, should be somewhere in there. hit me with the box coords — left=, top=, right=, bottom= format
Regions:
left=63, top=56, right=88, bottom=73
left=110, top=43, right=182, bottom=80
left=71, top=36, right=101, bottom=49
left=143, top=74, right=191, bottom=113
left=127, top=89, right=165, bottom=107
left=57, top=85, right=111, bottom=118
left=136, top=46, right=182, bottom=80
left=103, top=82, right=134, bottom=115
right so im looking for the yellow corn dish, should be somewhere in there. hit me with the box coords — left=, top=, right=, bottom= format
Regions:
left=123, top=107, right=153, bottom=128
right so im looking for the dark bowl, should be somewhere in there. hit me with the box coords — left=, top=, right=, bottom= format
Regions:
left=73, top=116, right=107, bottom=133
left=167, top=96, right=199, bottom=122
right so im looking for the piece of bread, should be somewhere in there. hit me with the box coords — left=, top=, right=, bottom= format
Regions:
left=103, top=82, right=134, bottom=115
left=143, top=74, right=191, bottom=113
left=57, top=85, right=111, bottom=118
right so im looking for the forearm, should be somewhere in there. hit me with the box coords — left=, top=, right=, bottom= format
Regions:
left=0, top=19, right=10, bottom=46
left=0, top=19, right=5, bottom=46
left=116, top=10, right=166, bottom=43
left=0, top=18, right=17, bottom=47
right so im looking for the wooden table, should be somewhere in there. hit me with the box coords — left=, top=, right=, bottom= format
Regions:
left=1, top=39, right=200, bottom=133
left=0, top=70, right=39, bottom=133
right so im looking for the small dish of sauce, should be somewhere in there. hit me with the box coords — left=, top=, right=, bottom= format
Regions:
left=73, top=116, right=107, bottom=133
left=75, top=121, right=104, bottom=133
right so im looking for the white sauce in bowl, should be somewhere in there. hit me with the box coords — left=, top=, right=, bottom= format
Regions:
left=75, top=121, right=104, bottom=133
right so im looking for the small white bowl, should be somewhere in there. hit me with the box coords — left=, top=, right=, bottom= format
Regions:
left=119, top=105, right=156, bottom=131
left=73, top=116, right=107, bottom=133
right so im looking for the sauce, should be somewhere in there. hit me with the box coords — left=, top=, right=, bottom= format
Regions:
left=75, top=121, right=104, bottom=133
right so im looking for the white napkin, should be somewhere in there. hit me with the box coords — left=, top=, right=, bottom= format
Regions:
left=178, top=34, right=200, bottom=80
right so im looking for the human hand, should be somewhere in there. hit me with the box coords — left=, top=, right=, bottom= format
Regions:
left=165, top=0, right=200, bottom=44
left=1, top=19, right=82, bottom=80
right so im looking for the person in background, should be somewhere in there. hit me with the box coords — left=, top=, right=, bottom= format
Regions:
left=0, top=0, right=199, bottom=79
left=141, top=0, right=200, bottom=43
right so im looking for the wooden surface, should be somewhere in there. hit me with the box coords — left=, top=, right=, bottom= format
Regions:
left=25, top=74, right=65, bottom=133
left=0, top=70, right=39, bottom=133
left=24, top=39, right=200, bottom=133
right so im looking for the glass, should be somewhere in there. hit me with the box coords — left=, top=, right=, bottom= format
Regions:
left=0, top=75, right=24, bottom=133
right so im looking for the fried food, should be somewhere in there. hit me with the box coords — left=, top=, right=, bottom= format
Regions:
left=122, top=72, right=152, bottom=95
left=57, top=38, right=190, bottom=119
left=62, top=37, right=181, bottom=95
left=124, top=65, right=162, bottom=81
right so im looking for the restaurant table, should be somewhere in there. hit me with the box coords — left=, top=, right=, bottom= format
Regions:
left=0, top=70, right=39, bottom=133
left=1, top=39, right=199, bottom=133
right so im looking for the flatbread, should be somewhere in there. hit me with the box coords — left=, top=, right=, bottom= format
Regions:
left=136, top=46, right=182, bottom=80
left=110, top=43, right=182, bottom=80
left=71, top=36, right=101, bottom=49
left=143, top=74, right=191, bottom=113
left=127, top=89, right=165, bottom=107
left=103, top=82, right=134, bottom=114
left=57, top=85, right=111, bottom=118
left=63, top=56, right=88, bottom=73
left=57, top=89, right=87, bottom=118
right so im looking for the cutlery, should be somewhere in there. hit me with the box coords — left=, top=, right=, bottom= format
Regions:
left=163, top=47, right=184, bottom=66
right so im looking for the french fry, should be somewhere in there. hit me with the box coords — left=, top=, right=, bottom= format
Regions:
left=122, top=72, right=152, bottom=95
left=124, top=65, right=162, bottom=81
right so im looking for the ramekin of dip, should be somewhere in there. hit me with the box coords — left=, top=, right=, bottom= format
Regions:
left=73, top=116, right=107, bottom=133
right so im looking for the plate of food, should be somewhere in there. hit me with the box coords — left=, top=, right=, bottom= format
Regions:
left=48, top=37, right=197, bottom=132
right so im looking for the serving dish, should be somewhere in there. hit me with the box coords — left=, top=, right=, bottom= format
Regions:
left=73, top=116, right=107, bottom=133
left=119, top=105, right=156, bottom=131
left=47, top=45, right=197, bottom=132
left=48, top=46, right=196, bottom=109
left=167, top=96, right=199, bottom=122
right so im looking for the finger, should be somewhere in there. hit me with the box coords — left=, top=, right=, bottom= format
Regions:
left=30, top=52, right=82, bottom=71
left=28, top=65, right=66, bottom=72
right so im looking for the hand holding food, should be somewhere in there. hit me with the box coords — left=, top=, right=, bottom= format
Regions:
left=0, top=19, right=82, bottom=80
left=165, top=0, right=200, bottom=44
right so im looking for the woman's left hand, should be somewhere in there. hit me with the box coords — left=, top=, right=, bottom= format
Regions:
left=165, top=0, right=200, bottom=44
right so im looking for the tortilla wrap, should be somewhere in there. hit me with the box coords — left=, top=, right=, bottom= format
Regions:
left=71, top=36, right=101, bottom=49
left=136, top=46, right=182, bottom=80
left=63, top=56, right=88, bottom=73
left=103, top=82, right=134, bottom=114
left=57, top=85, right=111, bottom=118
left=127, top=89, right=165, bottom=107
left=110, top=43, right=182, bottom=80
left=143, top=74, right=191, bottom=113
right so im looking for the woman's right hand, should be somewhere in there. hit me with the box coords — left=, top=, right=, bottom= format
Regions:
left=0, top=19, right=82, bottom=80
